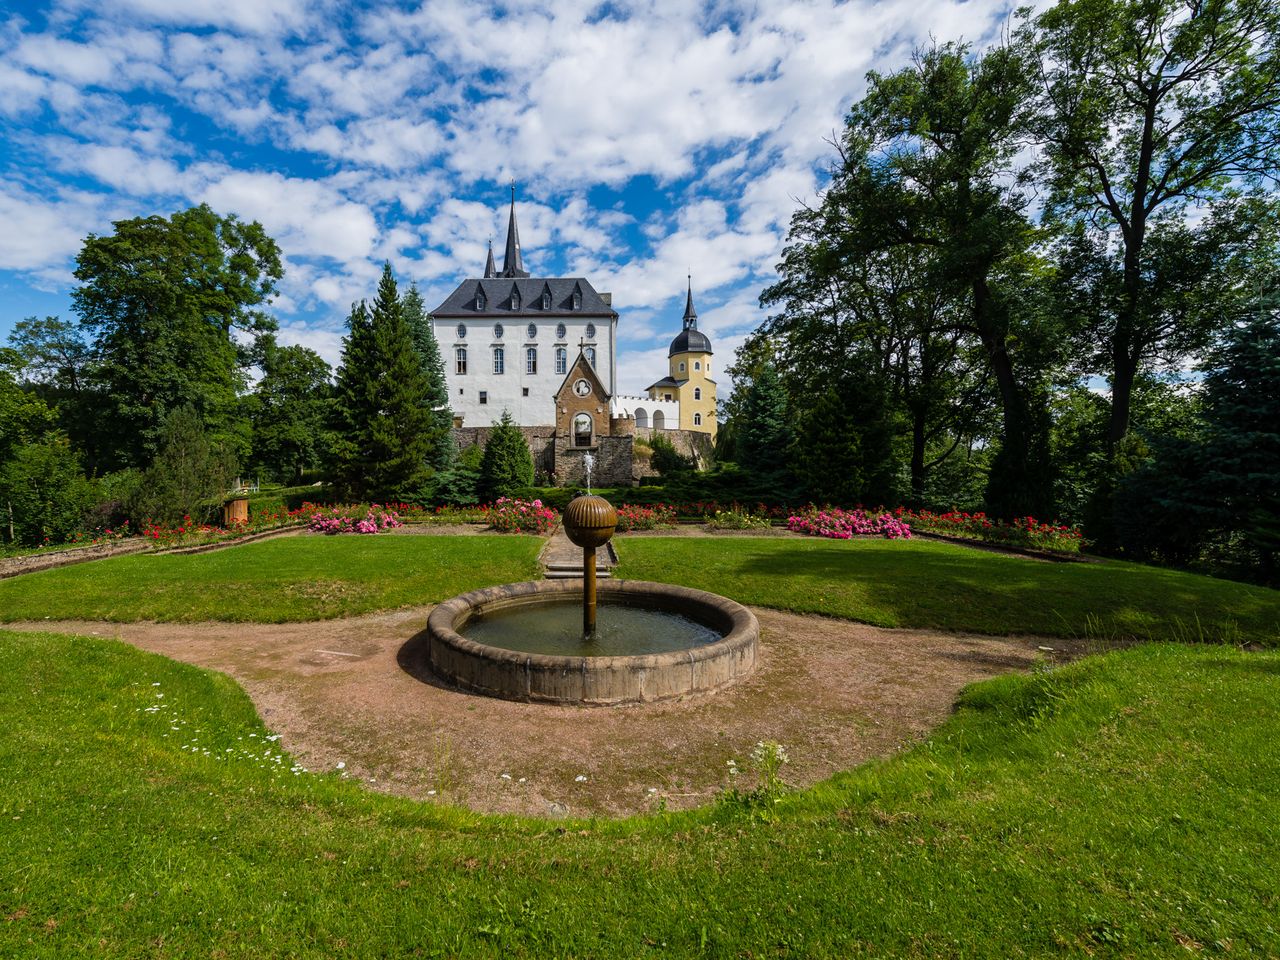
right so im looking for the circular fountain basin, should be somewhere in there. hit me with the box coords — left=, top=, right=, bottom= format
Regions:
left=425, top=579, right=759, bottom=705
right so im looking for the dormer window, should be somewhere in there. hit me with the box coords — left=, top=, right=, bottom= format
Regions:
left=572, top=291, right=582, bottom=310
left=543, top=291, right=552, bottom=310
left=475, top=290, right=486, bottom=310
left=511, top=290, right=521, bottom=310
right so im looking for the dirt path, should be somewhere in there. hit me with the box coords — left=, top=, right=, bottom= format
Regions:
left=8, top=610, right=1072, bottom=818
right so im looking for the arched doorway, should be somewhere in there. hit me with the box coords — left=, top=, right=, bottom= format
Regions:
left=652, top=410, right=665, bottom=430
left=634, top=408, right=649, bottom=428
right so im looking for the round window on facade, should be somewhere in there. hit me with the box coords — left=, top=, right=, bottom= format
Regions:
left=493, top=323, right=504, bottom=339
left=527, top=323, right=537, bottom=340
left=585, top=323, right=596, bottom=339
left=556, top=323, right=566, bottom=339
left=456, top=324, right=466, bottom=339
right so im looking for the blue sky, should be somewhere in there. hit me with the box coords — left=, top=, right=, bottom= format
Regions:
left=0, top=0, right=1019, bottom=394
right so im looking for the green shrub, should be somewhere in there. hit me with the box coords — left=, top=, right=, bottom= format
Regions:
left=478, top=412, right=533, bottom=503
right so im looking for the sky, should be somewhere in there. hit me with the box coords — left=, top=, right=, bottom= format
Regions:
left=0, top=0, right=1021, bottom=396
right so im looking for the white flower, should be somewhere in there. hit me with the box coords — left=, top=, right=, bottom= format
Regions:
left=335, top=761, right=346, bottom=770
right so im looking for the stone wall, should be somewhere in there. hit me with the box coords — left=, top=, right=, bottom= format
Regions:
left=553, top=435, right=635, bottom=487
left=452, top=425, right=556, bottom=481
left=634, top=427, right=715, bottom=469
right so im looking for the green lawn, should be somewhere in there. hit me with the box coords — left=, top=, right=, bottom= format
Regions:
left=0, top=535, right=543, bottom=622
left=615, top=537, right=1280, bottom=645
left=2, top=629, right=1277, bottom=957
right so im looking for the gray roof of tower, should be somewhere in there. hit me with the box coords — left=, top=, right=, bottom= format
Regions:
left=431, top=277, right=618, bottom=317
left=668, top=327, right=713, bottom=357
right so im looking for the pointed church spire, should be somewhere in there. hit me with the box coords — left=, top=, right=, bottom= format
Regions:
left=683, top=274, right=698, bottom=329
left=483, top=239, right=496, bottom=278
left=500, top=182, right=529, bottom=278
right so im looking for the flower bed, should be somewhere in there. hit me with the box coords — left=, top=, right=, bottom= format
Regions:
left=306, top=505, right=403, bottom=535
left=615, top=503, right=677, bottom=531
left=898, top=509, right=1084, bottom=554
left=707, top=507, right=775, bottom=530
left=485, top=498, right=558, bottom=534
left=787, top=508, right=912, bottom=540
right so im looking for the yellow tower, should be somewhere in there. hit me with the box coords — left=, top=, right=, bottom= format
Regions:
left=646, top=278, right=716, bottom=438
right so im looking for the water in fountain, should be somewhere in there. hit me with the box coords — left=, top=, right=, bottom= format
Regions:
left=460, top=602, right=719, bottom=657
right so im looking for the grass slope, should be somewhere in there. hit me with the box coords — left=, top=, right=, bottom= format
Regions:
left=616, top=537, right=1280, bottom=645
left=2, top=631, right=1278, bottom=956
left=0, top=535, right=543, bottom=623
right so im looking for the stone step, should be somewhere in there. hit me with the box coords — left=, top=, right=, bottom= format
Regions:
left=544, top=569, right=612, bottom=580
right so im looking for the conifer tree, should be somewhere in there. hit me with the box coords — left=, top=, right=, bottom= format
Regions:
left=478, top=411, right=533, bottom=503
left=330, top=264, right=434, bottom=501
left=400, top=282, right=454, bottom=471
left=735, top=362, right=794, bottom=486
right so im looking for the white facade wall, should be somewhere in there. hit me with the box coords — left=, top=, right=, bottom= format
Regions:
left=435, top=315, right=617, bottom=427
left=613, top=394, right=680, bottom=430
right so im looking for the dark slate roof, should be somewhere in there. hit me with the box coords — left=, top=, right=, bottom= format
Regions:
left=669, top=327, right=713, bottom=357
left=645, top=376, right=685, bottom=390
left=431, top=277, right=617, bottom=318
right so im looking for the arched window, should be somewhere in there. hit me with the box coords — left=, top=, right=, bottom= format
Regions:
left=527, top=323, right=537, bottom=340
left=493, top=323, right=504, bottom=339
left=525, top=347, right=537, bottom=374
left=456, top=323, right=466, bottom=339
left=694, top=387, right=701, bottom=400
left=511, top=289, right=521, bottom=310
left=455, top=347, right=467, bottom=375
left=679, top=362, right=686, bottom=372
left=694, top=361, right=701, bottom=370
left=574, top=413, right=593, bottom=447
left=694, top=413, right=702, bottom=426
left=492, top=346, right=504, bottom=374
left=585, top=322, right=595, bottom=338
left=556, top=322, right=566, bottom=339
left=652, top=410, right=665, bottom=429
left=543, top=291, right=552, bottom=310
left=634, top=408, right=649, bottom=428
left=555, top=347, right=567, bottom=375
left=584, top=346, right=596, bottom=367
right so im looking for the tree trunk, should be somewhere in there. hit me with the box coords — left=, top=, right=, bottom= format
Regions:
left=910, top=407, right=927, bottom=508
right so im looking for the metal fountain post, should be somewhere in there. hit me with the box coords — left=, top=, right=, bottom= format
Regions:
left=560, top=488, right=617, bottom=641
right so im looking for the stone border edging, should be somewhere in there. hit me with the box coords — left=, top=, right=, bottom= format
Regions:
left=0, top=539, right=154, bottom=581
left=912, top=529, right=1098, bottom=563
left=151, top=524, right=306, bottom=556
left=424, top=578, right=759, bottom=706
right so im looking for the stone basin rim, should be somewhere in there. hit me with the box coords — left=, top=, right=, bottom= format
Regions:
left=424, top=579, right=760, bottom=705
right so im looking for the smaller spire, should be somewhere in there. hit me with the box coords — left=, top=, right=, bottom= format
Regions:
left=483, top=239, right=496, bottom=278
left=683, top=274, right=698, bottom=329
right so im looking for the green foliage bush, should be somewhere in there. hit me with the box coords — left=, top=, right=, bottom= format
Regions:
left=0, top=435, right=98, bottom=546
left=131, top=406, right=237, bottom=526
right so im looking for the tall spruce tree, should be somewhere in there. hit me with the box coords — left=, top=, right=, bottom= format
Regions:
left=400, top=282, right=454, bottom=471
left=478, top=411, right=534, bottom=503
left=329, top=264, right=434, bottom=501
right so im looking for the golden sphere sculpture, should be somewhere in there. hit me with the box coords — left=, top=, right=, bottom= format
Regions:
left=562, top=494, right=617, bottom=550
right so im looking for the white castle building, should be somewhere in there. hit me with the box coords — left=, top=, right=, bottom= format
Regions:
left=430, top=193, right=715, bottom=439
left=430, top=195, right=618, bottom=428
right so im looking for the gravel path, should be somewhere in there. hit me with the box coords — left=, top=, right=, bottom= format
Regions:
left=7, top=609, right=1074, bottom=818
